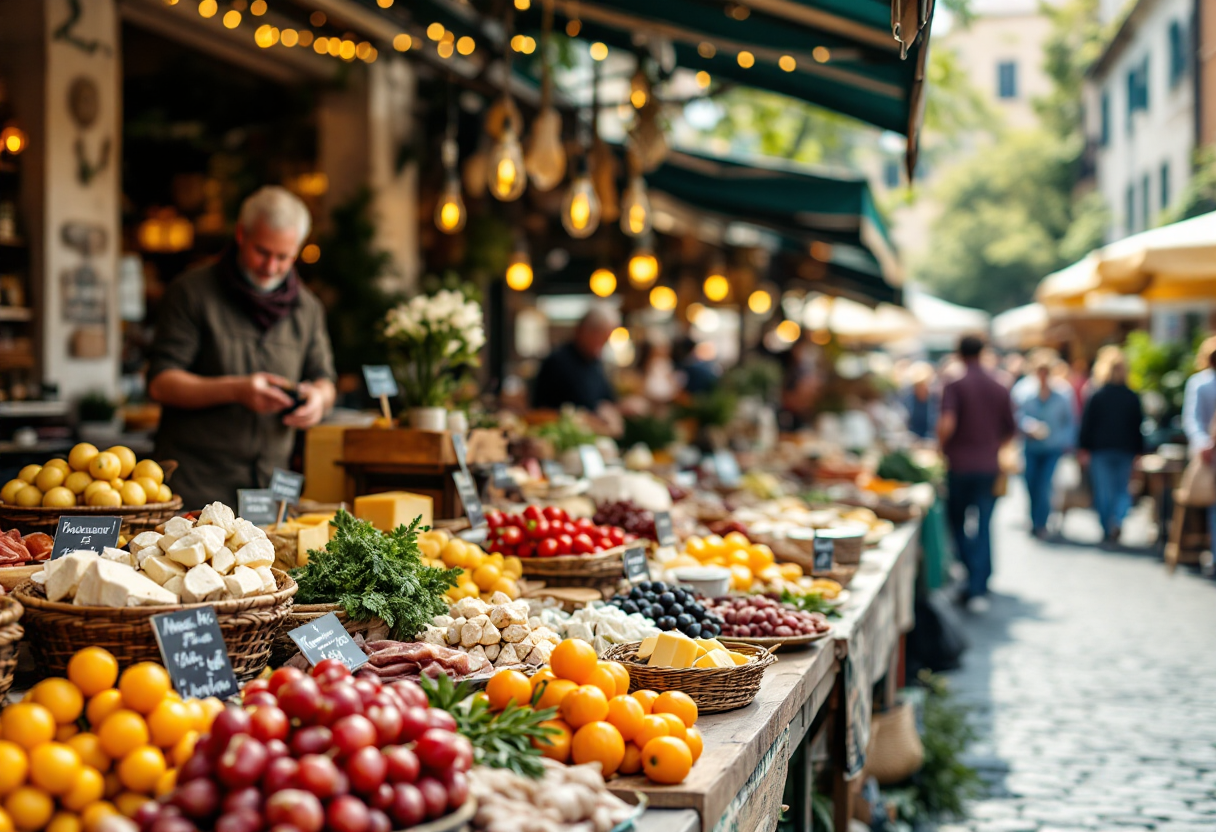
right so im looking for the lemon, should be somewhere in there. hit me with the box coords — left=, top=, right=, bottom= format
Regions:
left=42, top=487, right=75, bottom=508
left=88, top=453, right=121, bottom=482
left=0, top=480, right=26, bottom=504
left=132, top=478, right=159, bottom=503
left=44, top=459, right=71, bottom=473
left=109, top=478, right=124, bottom=492
left=83, top=481, right=114, bottom=502
left=119, top=482, right=146, bottom=507
left=35, top=466, right=66, bottom=492
left=130, top=460, right=164, bottom=486
left=63, top=472, right=93, bottom=495
left=156, top=484, right=172, bottom=503
left=104, top=447, right=137, bottom=479
left=87, top=489, right=122, bottom=508
left=68, top=443, right=100, bottom=472
left=17, top=465, right=41, bottom=485
left=14, top=486, right=43, bottom=507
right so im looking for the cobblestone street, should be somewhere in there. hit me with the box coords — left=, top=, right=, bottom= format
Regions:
left=943, top=486, right=1216, bottom=832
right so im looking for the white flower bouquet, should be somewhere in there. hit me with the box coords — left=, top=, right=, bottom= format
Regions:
left=383, top=289, right=485, bottom=407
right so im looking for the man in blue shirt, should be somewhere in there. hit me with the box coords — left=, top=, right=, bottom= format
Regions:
left=1012, top=350, right=1076, bottom=539
left=532, top=305, right=623, bottom=436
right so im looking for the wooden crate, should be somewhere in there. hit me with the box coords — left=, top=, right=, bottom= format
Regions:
left=342, top=428, right=458, bottom=467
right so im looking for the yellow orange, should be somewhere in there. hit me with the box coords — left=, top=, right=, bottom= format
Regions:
left=630, top=689, right=660, bottom=715
left=570, top=722, right=625, bottom=776
left=598, top=661, right=630, bottom=697
left=633, top=714, right=670, bottom=750
left=536, top=678, right=577, bottom=711
left=16, top=466, right=41, bottom=485
left=66, top=734, right=109, bottom=773
left=0, top=742, right=28, bottom=795
left=103, top=447, right=137, bottom=479
left=34, top=466, right=66, bottom=492
left=119, top=663, right=171, bottom=714
left=87, top=453, right=121, bottom=482
left=550, top=639, right=598, bottom=684
left=69, top=648, right=119, bottom=697
left=560, top=685, right=609, bottom=729
left=485, top=670, right=533, bottom=711
left=146, top=700, right=192, bottom=749
left=605, top=695, right=645, bottom=742
left=684, top=726, right=703, bottom=762
left=46, top=812, right=79, bottom=832
left=4, top=786, right=53, bottom=832
left=654, top=712, right=687, bottom=741
left=652, top=690, right=698, bottom=728
left=117, top=746, right=165, bottom=793
left=42, top=487, right=75, bottom=508
left=31, top=678, right=85, bottom=724
left=68, top=444, right=100, bottom=472
left=130, top=460, right=163, bottom=485
left=619, top=741, right=643, bottom=775
left=97, top=710, right=149, bottom=759
left=0, top=481, right=25, bottom=504
left=641, top=736, right=693, bottom=784
left=86, top=690, right=125, bottom=728
left=531, top=719, right=572, bottom=763
left=29, top=743, right=82, bottom=795
left=0, top=704, right=55, bottom=750
left=13, top=487, right=41, bottom=508
left=584, top=666, right=618, bottom=701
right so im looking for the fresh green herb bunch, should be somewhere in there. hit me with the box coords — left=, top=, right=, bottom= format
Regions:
left=293, top=510, right=460, bottom=640
left=780, top=588, right=842, bottom=619
left=421, top=673, right=559, bottom=778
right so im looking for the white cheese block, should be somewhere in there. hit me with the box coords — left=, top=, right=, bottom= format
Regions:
left=166, top=537, right=207, bottom=568
left=479, top=622, right=502, bottom=646
left=210, top=547, right=235, bottom=576
left=488, top=591, right=512, bottom=606
left=46, top=550, right=101, bottom=603
left=484, top=643, right=501, bottom=661
left=182, top=563, right=226, bottom=603
left=223, top=565, right=263, bottom=599
left=234, top=538, right=274, bottom=569
left=197, top=502, right=237, bottom=537
left=130, top=532, right=163, bottom=550
left=134, top=546, right=160, bottom=567
left=101, top=548, right=135, bottom=568
left=142, top=554, right=186, bottom=585
left=76, top=560, right=178, bottom=607
left=500, top=624, right=529, bottom=643
left=254, top=566, right=277, bottom=594
left=227, top=519, right=267, bottom=550
left=162, top=575, right=185, bottom=600
left=192, top=525, right=227, bottom=558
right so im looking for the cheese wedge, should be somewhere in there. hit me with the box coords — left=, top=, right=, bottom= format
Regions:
left=130, top=532, right=163, bottom=550
left=254, top=566, right=277, bottom=594
left=75, top=559, right=177, bottom=607
left=142, top=554, right=186, bottom=585
left=728, top=651, right=750, bottom=666
left=210, top=547, right=235, bottom=576
left=182, top=563, right=225, bottom=603
left=101, top=547, right=135, bottom=568
left=46, top=550, right=101, bottom=602
left=636, top=635, right=659, bottom=659
left=296, top=521, right=330, bottom=567
left=166, top=536, right=207, bottom=568
left=228, top=519, right=267, bottom=550
left=163, top=575, right=185, bottom=600
left=647, top=632, right=699, bottom=669
left=197, top=502, right=237, bottom=537
left=354, top=491, right=433, bottom=533
left=235, top=538, right=275, bottom=569
left=192, top=525, right=227, bottom=558
left=694, top=649, right=736, bottom=669
left=224, top=565, right=263, bottom=599
left=695, top=637, right=728, bottom=654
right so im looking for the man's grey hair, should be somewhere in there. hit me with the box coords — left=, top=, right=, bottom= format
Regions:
left=238, top=186, right=311, bottom=242
left=578, top=303, right=621, bottom=332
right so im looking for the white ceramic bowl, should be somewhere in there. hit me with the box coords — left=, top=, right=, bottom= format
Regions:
left=670, top=566, right=732, bottom=599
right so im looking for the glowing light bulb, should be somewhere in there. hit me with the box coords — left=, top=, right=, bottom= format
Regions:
left=609, top=327, right=630, bottom=346
left=505, top=252, right=533, bottom=291
left=629, top=248, right=659, bottom=288
left=748, top=289, right=773, bottom=314
left=561, top=175, right=601, bottom=238
left=223, top=9, right=241, bottom=27
left=434, top=178, right=466, bottom=234
left=525, top=107, right=566, bottom=192
left=704, top=273, right=729, bottom=302
left=488, top=128, right=527, bottom=201
left=590, top=42, right=608, bottom=61
left=199, top=0, right=217, bottom=18
left=650, top=286, right=677, bottom=312
left=589, top=268, right=617, bottom=297
left=737, top=51, right=754, bottom=68
left=776, top=319, right=802, bottom=342
left=696, top=71, right=711, bottom=89
left=620, top=177, right=652, bottom=237
left=1, top=127, right=26, bottom=155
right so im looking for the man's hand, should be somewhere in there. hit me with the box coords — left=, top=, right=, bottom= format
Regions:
left=237, top=373, right=295, bottom=414
left=283, top=380, right=329, bottom=429
left=1202, top=443, right=1214, bottom=465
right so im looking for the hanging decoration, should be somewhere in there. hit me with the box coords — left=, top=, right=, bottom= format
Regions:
left=505, top=241, right=533, bottom=291
left=562, top=72, right=601, bottom=238
left=487, top=9, right=527, bottom=202
left=628, top=59, right=669, bottom=173
left=524, top=0, right=566, bottom=191
left=589, top=267, right=617, bottom=298
left=628, top=237, right=659, bottom=288
left=434, top=87, right=467, bottom=234
left=619, top=148, right=651, bottom=237
left=587, top=57, right=620, bottom=224
left=703, top=257, right=729, bottom=302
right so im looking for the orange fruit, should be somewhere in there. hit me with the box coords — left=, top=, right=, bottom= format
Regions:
left=117, top=746, right=165, bottom=793
left=97, top=710, right=149, bottom=759
left=729, top=564, right=753, bottom=591
left=181, top=699, right=206, bottom=733
left=103, top=447, right=137, bottom=479
left=619, top=742, right=643, bottom=775
left=4, top=787, right=53, bottom=832
left=87, top=453, right=121, bottom=482
left=633, top=714, right=671, bottom=750
left=197, top=698, right=225, bottom=731
left=47, top=812, right=80, bottom=832
left=727, top=548, right=750, bottom=568
left=154, top=769, right=176, bottom=797
left=31, top=678, right=85, bottom=725
left=0, top=810, right=10, bottom=832
left=584, top=666, right=618, bottom=701
left=80, top=802, right=118, bottom=832
left=598, top=661, right=630, bottom=697
left=55, top=724, right=79, bottom=743
left=147, top=700, right=192, bottom=749
left=529, top=668, right=555, bottom=692
left=68, top=444, right=99, bottom=473
left=550, top=639, right=598, bottom=684
left=0, top=742, right=27, bottom=795
left=684, top=537, right=707, bottom=560
left=486, top=670, right=533, bottom=711
left=642, top=736, right=693, bottom=784
left=652, top=691, right=698, bottom=728
left=530, top=719, right=572, bottom=763
left=171, top=731, right=198, bottom=767
left=114, top=791, right=153, bottom=818
left=66, top=734, right=109, bottom=774
left=1, top=704, right=56, bottom=750
left=703, top=534, right=726, bottom=556
left=630, top=690, right=660, bottom=715
left=654, top=712, right=687, bottom=741
left=118, top=664, right=171, bottom=714
left=605, top=695, right=645, bottom=742
left=29, top=743, right=82, bottom=795
left=747, top=544, right=775, bottom=572
left=535, top=678, right=578, bottom=711
left=724, top=531, right=750, bottom=549
left=86, top=690, right=125, bottom=728
left=559, top=685, right=609, bottom=729
left=61, top=766, right=105, bottom=812
left=471, top=564, right=502, bottom=592
left=570, top=721, right=625, bottom=776
left=684, top=726, right=704, bottom=762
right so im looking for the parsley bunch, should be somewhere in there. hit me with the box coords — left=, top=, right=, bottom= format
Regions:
left=293, top=510, right=459, bottom=640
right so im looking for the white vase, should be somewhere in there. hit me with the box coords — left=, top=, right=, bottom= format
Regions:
left=408, top=407, right=448, bottom=432
left=446, top=410, right=468, bottom=435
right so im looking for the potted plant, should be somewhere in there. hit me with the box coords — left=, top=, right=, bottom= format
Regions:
left=382, top=289, right=485, bottom=431
left=77, top=391, right=121, bottom=443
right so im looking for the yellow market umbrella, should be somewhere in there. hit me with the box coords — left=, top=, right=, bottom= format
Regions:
left=1036, top=253, right=1102, bottom=307
left=1096, top=210, right=1216, bottom=293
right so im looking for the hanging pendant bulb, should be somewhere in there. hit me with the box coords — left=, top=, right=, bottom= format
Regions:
left=628, top=241, right=659, bottom=289
left=562, top=174, right=601, bottom=238
left=505, top=248, right=533, bottom=291
left=703, top=264, right=729, bottom=302
left=620, top=176, right=652, bottom=237
left=488, top=126, right=527, bottom=201
left=434, top=176, right=467, bottom=234
left=589, top=267, right=617, bottom=297
left=525, top=108, right=566, bottom=191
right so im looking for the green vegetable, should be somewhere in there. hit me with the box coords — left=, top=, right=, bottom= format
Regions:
left=292, top=510, right=459, bottom=640
left=877, top=450, right=933, bottom=484
left=421, top=673, right=559, bottom=778
left=780, top=588, right=842, bottom=619
left=532, top=412, right=598, bottom=452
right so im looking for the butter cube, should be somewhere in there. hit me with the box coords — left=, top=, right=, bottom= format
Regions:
left=162, top=575, right=185, bottom=600
left=235, top=538, right=274, bottom=569
left=227, top=519, right=267, bottom=550
left=45, top=550, right=101, bottom=603
left=130, top=532, right=163, bottom=550
left=166, top=536, right=207, bottom=568
left=182, top=563, right=226, bottom=603
left=637, top=635, right=659, bottom=659
left=224, top=566, right=263, bottom=599
left=647, top=632, right=699, bottom=669
left=210, top=546, right=235, bottom=576
left=694, top=649, right=736, bottom=669
left=197, top=502, right=237, bottom=537
left=142, top=554, right=186, bottom=585
left=354, top=491, right=433, bottom=533
left=254, top=566, right=277, bottom=594
left=101, top=547, right=135, bottom=568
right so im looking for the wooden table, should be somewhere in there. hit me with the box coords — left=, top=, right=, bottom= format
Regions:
left=626, top=521, right=922, bottom=832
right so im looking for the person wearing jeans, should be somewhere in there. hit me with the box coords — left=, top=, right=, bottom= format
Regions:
left=1182, top=337, right=1216, bottom=547
left=1079, top=346, right=1144, bottom=545
left=938, top=336, right=1017, bottom=613
left=1013, top=352, right=1076, bottom=538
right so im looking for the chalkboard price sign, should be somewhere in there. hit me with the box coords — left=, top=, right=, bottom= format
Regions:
left=453, top=470, right=486, bottom=529
left=150, top=606, right=240, bottom=701
left=362, top=365, right=399, bottom=398
left=269, top=469, right=305, bottom=505
left=623, top=546, right=650, bottom=583
left=813, top=535, right=835, bottom=571
left=654, top=511, right=676, bottom=548
left=578, top=445, right=606, bottom=479
left=288, top=612, right=369, bottom=671
left=53, top=516, right=121, bottom=560
left=238, top=490, right=277, bottom=527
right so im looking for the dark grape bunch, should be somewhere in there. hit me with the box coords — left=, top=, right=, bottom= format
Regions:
left=593, top=500, right=657, bottom=542
left=609, top=581, right=723, bottom=639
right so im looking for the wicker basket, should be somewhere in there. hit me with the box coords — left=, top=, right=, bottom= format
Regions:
left=865, top=702, right=924, bottom=785
left=271, top=604, right=387, bottom=666
left=13, top=568, right=297, bottom=681
left=517, top=545, right=627, bottom=598
left=0, top=597, right=23, bottom=696
left=0, top=498, right=185, bottom=540
left=601, top=641, right=776, bottom=714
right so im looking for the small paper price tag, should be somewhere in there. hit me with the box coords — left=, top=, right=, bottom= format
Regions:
left=288, top=612, right=369, bottom=671
left=52, top=516, right=121, bottom=559
left=150, top=606, right=240, bottom=701
left=623, top=546, right=650, bottom=583
left=269, top=469, right=305, bottom=505
left=578, top=444, right=606, bottom=479
left=238, top=489, right=278, bottom=527
left=654, top=511, right=677, bottom=548
left=453, top=471, right=487, bottom=529
left=362, top=365, right=399, bottom=398
left=813, top=535, right=835, bottom=571
left=714, top=449, right=741, bottom=488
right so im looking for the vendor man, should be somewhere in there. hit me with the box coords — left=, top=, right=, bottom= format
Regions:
left=147, top=186, right=336, bottom=509
left=532, top=304, right=623, bottom=436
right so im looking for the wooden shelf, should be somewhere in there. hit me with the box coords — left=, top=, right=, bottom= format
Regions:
left=0, top=401, right=69, bottom=418
left=0, top=308, right=31, bottom=322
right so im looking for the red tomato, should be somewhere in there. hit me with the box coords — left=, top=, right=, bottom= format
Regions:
left=501, top=526, right=524, bottom=546
left=595, top=536, right=614, bottom=551
left=562, top=521, right=578, bottom=536
left=522, top=505, right=543, bottom=522
left=608, top=528, right=625, bottom=546
left=485, top=510, right=503, bottom=529
left=574, top=518, right=596, bottom=533
left=542, top=506, right=567, bottom=523
left=516, top=540, right=536, bottom=558
left=572, top=533, right=595, bottom=554
left=557, top=534, right=574, bottom=555
left=537, top=538, right=560, bottom=557
left=526, top=518, right=551, bottom=540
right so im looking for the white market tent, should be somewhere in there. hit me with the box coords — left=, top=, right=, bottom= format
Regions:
left=903, top=285, right=990, bottom=351
left=992, top=303, right=1050, bottom=350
